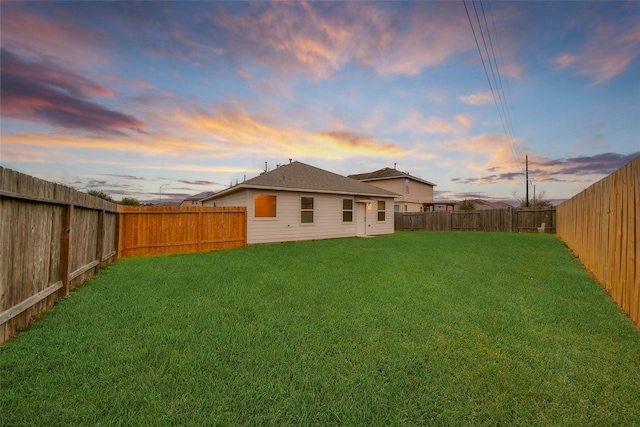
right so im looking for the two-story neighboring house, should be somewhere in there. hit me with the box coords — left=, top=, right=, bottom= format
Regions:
left=179, top=191, right=214, bottom=207
left=349, top=167, right=436, bottom=213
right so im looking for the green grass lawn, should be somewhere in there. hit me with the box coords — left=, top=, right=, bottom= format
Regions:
left=2, top=232, right=639, bottom=426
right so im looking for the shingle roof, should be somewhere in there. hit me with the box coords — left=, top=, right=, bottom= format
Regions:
left=204, top=161, right=399, bottom=200
left=348, top=167, right=436, bottom=186
left=184, top=191, right=214, bottom=201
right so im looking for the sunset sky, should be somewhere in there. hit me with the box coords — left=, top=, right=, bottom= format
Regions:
left=1, top=1, right=638, bottom=204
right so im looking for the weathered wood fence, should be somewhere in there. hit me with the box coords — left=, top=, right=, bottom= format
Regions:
left=1, top=168, right=247, bottom=343
left=395, top=208, right=556, bottom=233
left=118, top=205, right=246, bottom=258
left=557, top=155, right=639, bottom=328
left=1, top=167, right=119, bottom=343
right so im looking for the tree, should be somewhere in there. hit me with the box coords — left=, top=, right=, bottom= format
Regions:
left=513, top=190, right=553, bottom=209
left=459, top=199, right=476, bottom=211
left=119, top=197, right=141, bottom=206
left=87, top=190, right=115, bottom=203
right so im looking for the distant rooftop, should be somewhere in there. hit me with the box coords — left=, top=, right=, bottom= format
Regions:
left=349, top=167, right=436, bottom=186
left=183, top=191, right=214, bottom=201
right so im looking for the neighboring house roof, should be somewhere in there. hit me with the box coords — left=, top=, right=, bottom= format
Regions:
left=348, top=167, right=436, bottom=187
left=202, top=161, right=399, bottom=202
left=183, top=191, right=214, bottom=202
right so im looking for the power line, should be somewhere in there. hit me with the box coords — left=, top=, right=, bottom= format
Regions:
left=463, top=0, right=524, bottom=173
left=485, top=1, right=524, bottom=170
left=473, top=0, right=523, bottom=172
left=480, top=1, right=522, bottom=166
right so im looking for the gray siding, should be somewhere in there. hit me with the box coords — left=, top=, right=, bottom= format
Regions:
left=205, top=189, right=394, bottom=244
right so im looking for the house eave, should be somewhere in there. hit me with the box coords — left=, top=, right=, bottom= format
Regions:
left=358, top=175, right=437, bottom=187
left=203, top=184, right=398, bottom=201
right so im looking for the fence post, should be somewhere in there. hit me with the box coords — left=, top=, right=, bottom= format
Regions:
left=96, top=209, right=105, bottom=271
left=117, top=206, right=125, bottom=259
left=58, top=204, right=73, bottom=298
left=197, top=211, right=203, bottom=252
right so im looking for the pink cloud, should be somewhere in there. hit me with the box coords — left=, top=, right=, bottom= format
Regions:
left=459, top=91, right=494, bottom=106
left=213, top=2, right=473, bottom=79
left=1, top=49, right=144, bottom=134
left=553, top=15, right=640, bottom=84
left=1, top=5, right=109, bottom=65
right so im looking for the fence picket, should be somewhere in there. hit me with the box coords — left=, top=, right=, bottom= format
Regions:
left=557, top=155, right=639, bottom=329
left=1, top=167, right=118, bottom=343
left=117, top=206, right=246, bottom=258
left=1, top=167, right=247, bottom=343
left=395, top=208, right=555, bottom=233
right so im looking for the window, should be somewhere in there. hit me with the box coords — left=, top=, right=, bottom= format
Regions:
left=394, top=205, right=400, bottom=213
left=255, top=195, right=276, bottom=217
left=378, top=200, right=386, bottom=221
left=343, top=199, right=353, bottom=222
left=301, top=197, right=314, bottom=223
left=405, top=178, right=410, bottom=194
left=404, top=204, right=408, bottom=212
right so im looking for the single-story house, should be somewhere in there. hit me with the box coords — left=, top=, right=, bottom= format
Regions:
left=349, top=166, right=436, bottom=213
left=201, top=161, right=399, bottom=245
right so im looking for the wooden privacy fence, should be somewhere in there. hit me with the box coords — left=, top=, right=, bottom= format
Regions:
left=557, top=156, right=639, bottom=328
left=118, top=205, right=246, bottom=258
left=1, top=167, right=119, bottom=343
left=1, top=168, right=248, bottom=343
left=395, top=208, right=556, bottom=233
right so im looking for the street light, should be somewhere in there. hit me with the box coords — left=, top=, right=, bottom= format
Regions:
left=159, top=184, right=169, bottom=204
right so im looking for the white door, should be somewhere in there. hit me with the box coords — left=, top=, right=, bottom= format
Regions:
left=356, top=202, right=366, bottom=236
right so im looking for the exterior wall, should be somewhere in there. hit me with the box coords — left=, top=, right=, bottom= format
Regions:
left=204, top=190, right=248, bottom=208
left=364, top=177, right=434, bottom=213
left=395, top=201, right=427, bottom=213
left=205, top=189, right=394, bottom=244
left=180, top=199, right=203, bottom=207
left=364, top=198, right=395, bottom=237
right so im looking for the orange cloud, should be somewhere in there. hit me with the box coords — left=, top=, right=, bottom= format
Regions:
left=396, top=111, right=473, bottom=135
left=311, top=130, right=404, bottom=156
left=174, top=107, right=408, bottom=159
left=441, top=133, right=525, bottom=172
left=1, top=132, right=228, bottom=158
left=397, top=111, right=444, bottom=134
left=455, top=114, right=473, bottom=128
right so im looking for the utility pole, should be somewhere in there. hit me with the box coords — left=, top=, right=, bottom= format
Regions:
left=525, top=155, right=529, bottom=207
left=159, top=184, right=169, bottom=204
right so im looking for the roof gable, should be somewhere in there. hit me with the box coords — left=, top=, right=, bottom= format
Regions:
left=205, top=161, right=399, bottom=200
left=349, top=167, right=436, bottom=186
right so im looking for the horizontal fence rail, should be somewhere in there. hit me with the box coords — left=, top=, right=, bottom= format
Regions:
left=2, top=168, right=249, bottom=343
left=1, top=167, right=119, bottom=343
left=117, top=206, right=247, bottom=258
left=395, top=208, right=555, bottom=233
left=557, top=155, right=639, bottom=328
